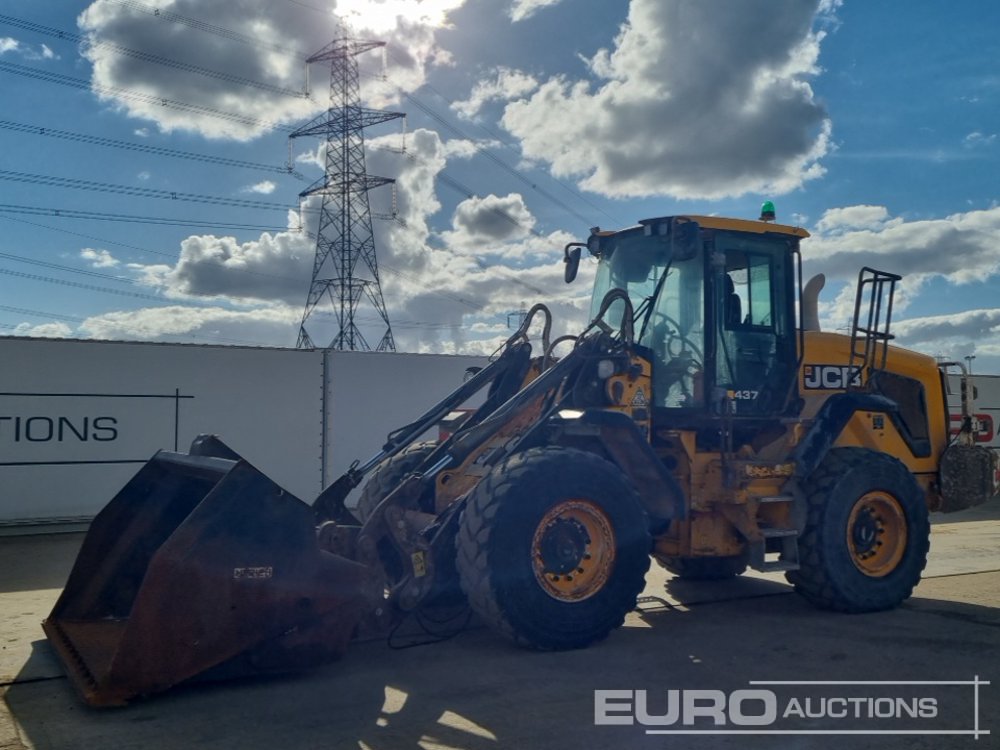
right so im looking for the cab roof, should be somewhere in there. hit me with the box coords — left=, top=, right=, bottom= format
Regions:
left=680, top=214, right=810, bottom=238
left=596, top=215, right=810, bottom=239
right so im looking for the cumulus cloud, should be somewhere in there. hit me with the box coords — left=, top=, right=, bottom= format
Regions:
left=13, top=322, right=73, bottom=338
left=81, top=248, right=121, bottom=268
left=815, top=205, right=895, bottom=233
left=243, top=180, right=277, bottom=194
left=804, top=204, right=1000, bottom=371
left=510, top=0, right=565, bottom=22
left=964, top=131, right=997, bottom=149
left=0, top=37, right=56, bottom=60
left=449, top=193, right=535, bottom=241
left=77, top=0, right=463, bottom=140
left=806, top=205, right=1000, bottom=286
left=452, top=68, right=539, bottom=118
left=78, top=304, right=300, bottom=345
left=892, top=310, right=1000, bottom=371
left=500, top=0, right=834, bottom=199
left=144, top=231, right=313, bottom=305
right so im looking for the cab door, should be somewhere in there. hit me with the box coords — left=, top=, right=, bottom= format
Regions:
left=710, top=233, right=799, bottom=417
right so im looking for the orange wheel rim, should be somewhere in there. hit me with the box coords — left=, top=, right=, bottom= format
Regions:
left=846, top=491, right=907, bottom=577
left=531, top=499, right=615, bottom=602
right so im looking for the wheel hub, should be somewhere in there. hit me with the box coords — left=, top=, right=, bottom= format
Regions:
left=851, top=508, right=880, bottom=554
left=538, top=517, right=590, bottom=575
left=531, top=499, right=615, bottom=602
left=846, top=491, right=908, bottom=578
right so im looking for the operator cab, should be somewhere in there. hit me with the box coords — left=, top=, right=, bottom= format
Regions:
left=582, top=212, right=808, bottom=432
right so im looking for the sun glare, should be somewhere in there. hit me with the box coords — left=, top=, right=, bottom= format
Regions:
left=335, top=0, right=461, bottom=34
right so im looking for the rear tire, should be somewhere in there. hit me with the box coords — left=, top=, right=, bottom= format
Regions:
left=658, top=554, right=747, bottom=581
left=788, top=448, right=929, bottom=613
left=456, top=447, right=650, bottom=650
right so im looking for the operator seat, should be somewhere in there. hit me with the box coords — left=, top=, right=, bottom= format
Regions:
left=724, top=274, right=742, bottom=328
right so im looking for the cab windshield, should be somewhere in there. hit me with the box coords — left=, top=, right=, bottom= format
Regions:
left=590, top=232, right=705, bottom=408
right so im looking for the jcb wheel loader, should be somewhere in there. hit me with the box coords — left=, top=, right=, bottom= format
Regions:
left=44, top=208, right=998, bottom=706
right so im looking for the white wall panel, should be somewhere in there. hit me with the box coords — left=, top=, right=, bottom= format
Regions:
left=0, top=337, right=489, bottom=527
left=0, top=338, right=324, bottom=524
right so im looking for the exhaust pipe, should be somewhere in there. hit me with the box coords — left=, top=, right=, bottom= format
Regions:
left=802, top=273, right=825, bottom=332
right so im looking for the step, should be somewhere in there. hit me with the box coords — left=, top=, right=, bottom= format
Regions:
left=750, top=525, right=800, bottom=573
left=760, top=528, right=798, bottom=539
left=755, top=495, right=795, bottom=504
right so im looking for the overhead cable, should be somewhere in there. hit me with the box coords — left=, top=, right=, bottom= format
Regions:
left=0, top=119, right=307, bottom=179
left=0, top=203, right=286, bottom=231
left=0, top=169, right=296, bottom=212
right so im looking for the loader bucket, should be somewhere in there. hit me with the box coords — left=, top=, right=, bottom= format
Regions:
left=43, top=450, right=375, bottom=707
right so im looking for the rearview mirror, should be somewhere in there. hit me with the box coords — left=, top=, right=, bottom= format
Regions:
left=563, top=243, right=583, bottom=283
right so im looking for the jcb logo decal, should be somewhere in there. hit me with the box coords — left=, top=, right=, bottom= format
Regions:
left=803, top=365, right=861, bottom=390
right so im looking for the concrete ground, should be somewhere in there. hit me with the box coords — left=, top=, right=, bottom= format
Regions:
left=1, top=502, right=998, bottom=750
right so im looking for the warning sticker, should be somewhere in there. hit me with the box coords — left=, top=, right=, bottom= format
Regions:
left=630, top=388, right=648, bottom=408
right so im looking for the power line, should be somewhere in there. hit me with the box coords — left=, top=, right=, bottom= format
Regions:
left=0, top=119, right=307, bottom=179
left=0, top=271, right=467, bottom=335
left=4, top=215, right=492, bottom=322
left=0, top=203, right=288, bottom=231
left=299, top=228, right=487, bottom=313
left=0, top=215, right=309, bottom=289
left=0, top=169, right=297, bottom=212
left=0, top=267, right=167, bottom=302
left=0, top=13, right=308, bottom=99
left=402, top=92, right=598, bottom=229
left=110, top=0, right=303, bottom=58
left=0, top=305, right=83, bottom=323
left=0, top=215, right=179, bottom=259
left=2, top=214, right=498, bottom=320
left=0, top=60, right=299, bottom=134
left=405, top=75, right=626, bottom=228
left=0, top=250, right=138, bottom=285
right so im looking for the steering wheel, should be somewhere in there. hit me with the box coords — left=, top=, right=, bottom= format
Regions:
left=651, top=312, right=703, bottom=363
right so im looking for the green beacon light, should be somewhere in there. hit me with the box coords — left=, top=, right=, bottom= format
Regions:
left=760, top=201, right=776, bottom=222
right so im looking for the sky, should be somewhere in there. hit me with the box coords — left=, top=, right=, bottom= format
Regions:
left=0, top=0, right=998, bottom=371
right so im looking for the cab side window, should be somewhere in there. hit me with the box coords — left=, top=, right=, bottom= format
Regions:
left=726, top=253, right=774, bottom=329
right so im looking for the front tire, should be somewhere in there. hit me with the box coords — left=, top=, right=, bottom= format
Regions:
left=355, top=441, right=436, bottom=524
left=354, top=441, right=437, bottom=584
left=788, top=448, right=929, bottom=613
left=456, top=447, right=651, bottom=650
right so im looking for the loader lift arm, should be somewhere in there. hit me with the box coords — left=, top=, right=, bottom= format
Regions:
left=312, top=304, right=552, bottom=524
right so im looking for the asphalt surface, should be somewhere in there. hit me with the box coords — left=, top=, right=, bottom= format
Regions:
left=1, top=502, right=998, bottom=750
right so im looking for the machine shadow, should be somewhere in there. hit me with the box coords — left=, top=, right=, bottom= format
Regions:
left=6, top=584, right=997, bottom=750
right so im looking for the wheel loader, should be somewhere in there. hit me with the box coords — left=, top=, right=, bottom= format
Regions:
left=43, top=207, right=999, bottom=706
